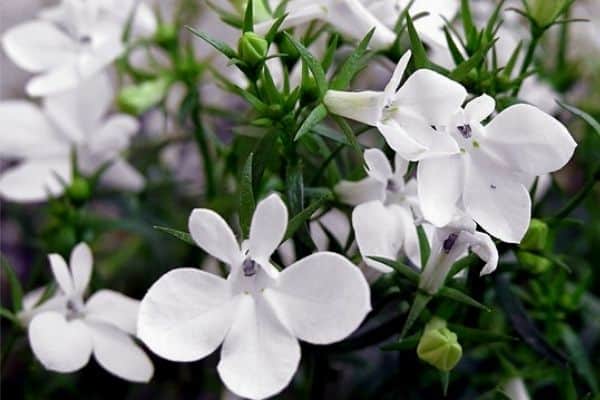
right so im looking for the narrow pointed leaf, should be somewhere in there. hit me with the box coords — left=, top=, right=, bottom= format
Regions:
left=438, top=286, right=490, bottom=311
left=284, top=193, right=332, bottom=241
left=0, top=254, right=23, bottom=312
left=369, top=256, right=419, bottom=284
left=186, top=26, right=238, bottom=59
left=243, top=0, right=254, bottom=32
left=417, top=225, right=431, bottom=267
left=557, top=101, right=600, bottom=137
left=331, top=28, right=375, bottom=90
left=283, top=32, right=327, bottom=96
left=560, top=323, right=599, bottom=394
left=239, top=153, right=255, bottom=237
left=400, top=291, right=432, bottom=338
left=153, top=226, right=195, bottom=246
left=295, top=104, right=328, bottom=140
left=405, top=14, right=429, bottom=68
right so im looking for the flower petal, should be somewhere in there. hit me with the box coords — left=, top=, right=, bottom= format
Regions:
left=335, top=177, right=385, bottom=206
left=384, top=51, right=412, bottom=98
left=189, top=209, right=241, bottom=266
left=352, top=201, right=403, bottom=273
left=138, top=268, right=238, bottom=362
left=266, top=252, right=371, bottom=344
left=364, top=148, right=393, bottom=182
left=377, top=119, right=428, bottom=161
left=394, top=152, right=409, bottom=177
left=483, top=104, right=577, bottom=175
left=87, top=321, right=153, bottom=382
left=26, top=63, right=82, bottom=97
left=465, top=94, right=495, bottom=123
left=85, top=290, right=139, bottom=335
left=417, top=155, right=464, bottom=227
left=70, top=242, right=92, bottom=295
left=1, top=21, right=76, bottom=72
left=324, top=90, right=385, bottom=126
left=0, top=159, right=71, bottom=203
left=217, top=295, right=300, bottom=400
left=48, top=253, right=74, bottom=295
left=98, top=159, right=145, bottom=192
left=463, top=151, right=531, bottom=243
left=395, top=69, right=467, bottom=125
left=467, top=231, right=499, bottom=276
left=249, top=194, right=288, bottom=262
left=28, top=312, right=92, bottom=372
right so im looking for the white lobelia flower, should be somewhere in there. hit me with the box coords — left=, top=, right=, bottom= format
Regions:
left=336, top=148, right=422, bottom=270
left=1, top=0, right=124, bottom=96
left=417, top=94, right=577, bottom=243
left=138, top=194, right=371, bottom=400
left=255, top=0, right=397, bottom=50
left=324, top=51, right=467, bottom=161
left=0, top=73, right=144, bottom=203
left=418, top=215, right=498, bottom=295
left=501, top=377, right=531, bottom=400
left=25, top=243, right=153, bottom=382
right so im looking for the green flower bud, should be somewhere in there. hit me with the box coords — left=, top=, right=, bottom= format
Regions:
left=118, top=77, right=171, bottom=116
left=520, top=219, right=548, bottom=251
left=526, top=0, right=568, bottom=27
left=417, top=317, right=463, bottom=372
left=66, top=177, right=91, bottom=204
left=517, top=250, right=552, bottom=274
left=154, top=23, right=177, bottom=48
left=238, top=32, right=268, bottom=67
left=277, top=33, right=300, bottom=60
left=230, top=0, right=272, bottom=22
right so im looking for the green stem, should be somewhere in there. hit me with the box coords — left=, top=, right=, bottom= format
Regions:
left=512, top=34, right=540, bottom=96
left=549, top=164, right=600, bottom=223
left=191, top=99, right=216, bottom=199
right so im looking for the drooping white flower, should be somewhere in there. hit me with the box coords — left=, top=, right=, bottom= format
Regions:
left=25, top=243, right=153, bottom=382
left=501, top=377, right=531, bottom=400
left=2, top=0, right=124, bottom=96
left=256, top=0, right=397, bottom=50
left=417, top=94, right=577, bottom=243
left=324, top=51, right=467, bottom=160
left=336, top=148, right=421, bottom=269
left=0, top=73, right=144, bottom=203
left=418, top=215, right=498, bottom=295
left=138, top=194, right=371, bottom=400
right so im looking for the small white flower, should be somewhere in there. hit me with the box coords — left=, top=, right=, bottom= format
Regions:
left=2, top=0, right=124, bottom=96
left=501, top=377, right=531, bottom=400
left=138, top=194, right=371, bottom=400
left=336, top=148, right=421, bottom=269
left=0, top=73, right=144, bottom=203
left=25, top=243, right=153, bottom=382
left=324, top=51, right=467, bottom=160
left=418, top=94, right=577, bottom=242
left=418, top=215, right=498, bottom=295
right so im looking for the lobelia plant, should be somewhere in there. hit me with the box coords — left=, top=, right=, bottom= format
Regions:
left=0, top=0, right=599, bottom=399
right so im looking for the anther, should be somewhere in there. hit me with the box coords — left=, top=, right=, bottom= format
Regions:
left=443, top=232, right=459, bottom=254
left=457, top=124, right=472, bottom=138
left=242, top=258, right=257, bottom=277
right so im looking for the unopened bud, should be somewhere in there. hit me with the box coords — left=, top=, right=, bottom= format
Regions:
left=517, top=251, right=552, bottom=274
left=520, top=219, right=548, bottom=251
left=66, top=177, right=91, bottom=204
left=417, top=317, right=462, bottom=372
left=526, top=0, right=568, bottom=27
left=238, top=32, right=268, bottom=67
left=118, top=77, right=171, bottom=116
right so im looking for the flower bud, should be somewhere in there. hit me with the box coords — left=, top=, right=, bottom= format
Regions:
left=66, top=176, right=91, bottom=204
left=520, top=219, right=548, bottom=251
left=517, top=251, right=552, bottom=274
left=118, top=77, right=171, bottom=116
left=417, top=317, right=462, bottom=372
left=154, top=23, right=177, bottom=49
left=238, top=32, right=268, bottom=67
left=526, top=0, right=568, bottom=27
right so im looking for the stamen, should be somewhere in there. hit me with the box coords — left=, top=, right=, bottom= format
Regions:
left=79, top=35, right=92, bottom=45
left=457, top=124, right=472, bottom=138
left=443, top=232, right=459, bottom=254
left=242, top=258, right=257, bottom=277
left=490, top=184, right=497, bottom=189
left=386, top=179, right=399, bottom=193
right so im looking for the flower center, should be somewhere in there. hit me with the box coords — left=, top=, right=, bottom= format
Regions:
left=242, top=258, right=258, bottom=277
left=442, top=232, right=459, bottom=254
left=386, top=179, right=400, bottom=193
left=457, top=124, right=472, bottom=139
left=66, top=298, right=86, bottom=321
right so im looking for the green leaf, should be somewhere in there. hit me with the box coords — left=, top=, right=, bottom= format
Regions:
left=265, top=13, right=288, bottom=43
left=243, top=0, right=254, bottom=32
left=502, top=40, right=523, bottom=78
left=0, top=254, right=23, bottom=312
left=448, top=324, right=516, bottom=343
left=0, top=306, right=21, bottom=327
left=284, top=192, right=332, bottom=241
left=460, top=0, right=477, bottom=51
left=443, top=27, right=465, bottom=65
left=331, top=115, right=363, bottom=157
left=416, top=225, right=431, bottom=267
left=449, top=38, right=497, bottom=81
left=186, top=26, right=238, bottom=59
left=240, top=153, right=256, bottom=238
left=252, top=129, right=279, bottom=193
left=438, top=286, right=490, bottom=311
left=294, top=104, right=328, bottom=140
left=448, top=253, right=480, bottom=278
left=368, top=256, right=419, bottom=284
left=321, top=34, right=339, bottom=72
left=153, top=226, right=195, bottom=246
left=405, top=13, right=429, bottom=69
left=557, top=101, right=600, bottom=137
left=330, top=28, right=375, bottom=90
left=400, top=291, right=432, bottom=338
left=560, top=323, right=599, bottom=393
left=381, top=334, right=420, bottom=351
left=283, top=32, right=328, bottom=96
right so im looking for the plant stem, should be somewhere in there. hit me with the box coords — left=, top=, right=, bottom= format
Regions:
left=549, top=163, right=600, bottom=223
left=191, top=98, right=216, bottom=199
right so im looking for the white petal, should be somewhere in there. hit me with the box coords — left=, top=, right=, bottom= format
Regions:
left=335, top=177, right=385, bottom=206
left=266, top=252, right=370, bottom=344
left=48, top=253, right=74, bottom=295
left=28, top=312, right=92, bottom=372
left=395, top=69, right=467, bottom=125
left=70, top=243, right=92, bottom=295
left=249, top=194, right=288, bottom=262
left=483, top=104, right=577, bottom=175
left=384, top=51, right=412, bottom=98
left=26, top=63, right=81, bottom=97
left=19, top=289, right=68, bottom=326
left=0, top=159, right=71, bottom=203
left=1, top=21, right=76, bottom=72
left=364, top=148, right=393, bottom=182
left=377, top=119, right=428, bottom=161
left=85, top=290, right=139, bottom=335
left=352, top=201, right=403, bottom=272
left=465, top=94, right=495, bottom=123
left=467, top=231, right=499, bottom=275
left=255, top=4, right=327, bottom=36
left=323, top=90, right=385, bottom=126
left=463, top=151, right=531, bottom=243
left=394, top=151, right=409, bottom=177
left=188, top=209, right=241, bottom=266
left=99, top=159, right=145, bottom=192
left=87, top=322, right=153, bottom=382
left=417, top=155, right=464, bottom=227
left=138, top=268, right=238, bottom=362
left=88, top=114, right=138, bottom=156
left=217, top=295, right=300, bottom=400
left=393, top=206, right=421, bottom=268
left=0, top=101, right=67, bottom=158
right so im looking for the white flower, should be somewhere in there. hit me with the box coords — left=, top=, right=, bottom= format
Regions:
left=418, top=215, right=498, bottom=295
left=138, top=194, right=371, bottom=400
left=324, top=51, right=467, bottom=160
left=336, top=148, right=422, bottom=269
left=256, top=0, right=397, bottom=50
left=2, top=0, right=124, bottom=96
left=25, top=243, right=153, bottom=382
left=418, top=94, right=577, bottom=243
left=501, top=377, right=531, bottom=400
left=0, top=73, right=144, bottom=203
